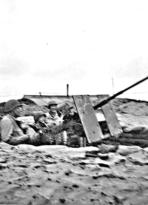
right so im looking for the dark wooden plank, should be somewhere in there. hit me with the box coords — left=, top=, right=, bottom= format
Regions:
left=102, top=102, right=123, bottom=138
left=73, top=95, right=103, bottom=143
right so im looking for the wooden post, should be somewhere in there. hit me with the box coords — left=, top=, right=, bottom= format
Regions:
left=73, top=95, right=104, bottom=144
left=101, top=102, right=122, bottom=138
left=66, top=84, right=69, bottom=97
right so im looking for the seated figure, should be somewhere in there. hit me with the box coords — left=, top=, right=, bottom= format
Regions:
left=45, top=101, right=63, bottom=126
left=0, top=99, right=39, bottom=145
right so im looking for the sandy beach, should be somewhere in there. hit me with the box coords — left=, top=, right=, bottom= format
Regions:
left=0, top=98, right=148, bottom=204
left=0, top=142, right=148, bottom=205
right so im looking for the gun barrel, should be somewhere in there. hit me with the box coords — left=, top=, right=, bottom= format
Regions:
left=94, top=76, right=148, bottom=110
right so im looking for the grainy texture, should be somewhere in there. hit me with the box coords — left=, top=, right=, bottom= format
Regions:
left=0, top=98, right=148, bottom=204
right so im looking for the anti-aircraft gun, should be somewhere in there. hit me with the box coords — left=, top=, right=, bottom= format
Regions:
left=73, top=76, right=148, bottom=145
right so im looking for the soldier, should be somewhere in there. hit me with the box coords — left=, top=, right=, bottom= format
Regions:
left=46, top=101, right=63, bottom=126
left=62, top=106, right=85, bottom=147
left=34, top=113, right=47, bottom=132
left=45, top=101, right=69, bottom=145
left=0, top=99, right=39, bottom=145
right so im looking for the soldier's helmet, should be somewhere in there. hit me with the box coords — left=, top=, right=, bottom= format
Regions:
left=34, top=113, right=46, bottom=123
left=46, top=101, right=57, bottom=109
left=4, top=99, right=22, bottom=113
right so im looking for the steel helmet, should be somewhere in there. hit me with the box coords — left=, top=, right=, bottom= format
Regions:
left=46, top=100, right=57, bottom=108
left=4, top=99, right=22, bottom=113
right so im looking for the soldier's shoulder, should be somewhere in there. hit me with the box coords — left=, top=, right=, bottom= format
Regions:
left=1, top=115, right=12, bottom=123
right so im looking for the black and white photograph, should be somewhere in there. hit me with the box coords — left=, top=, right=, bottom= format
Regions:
left=0, top=0, right=148, bottom=204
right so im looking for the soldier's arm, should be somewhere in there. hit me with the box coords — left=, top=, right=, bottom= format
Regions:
left=1, top=118, right=29, bottom=145
left=1, top=118, right=13, bottom=142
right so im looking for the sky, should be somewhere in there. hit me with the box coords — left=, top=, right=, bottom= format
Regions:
left=0, top=0, right=148, bottom=102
